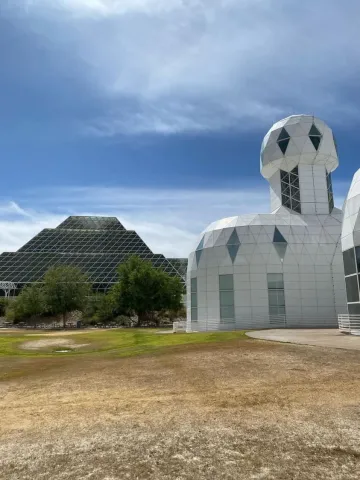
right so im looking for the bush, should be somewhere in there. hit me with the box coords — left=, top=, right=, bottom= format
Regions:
left=0, top=298, right=9, bottom=317
left=5, top=285, right=46, bottom=326
left=110, top=255, right=184, bottom=327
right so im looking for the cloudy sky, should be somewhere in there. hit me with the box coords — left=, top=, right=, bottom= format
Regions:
left=0, top=0, right=359, bottom=256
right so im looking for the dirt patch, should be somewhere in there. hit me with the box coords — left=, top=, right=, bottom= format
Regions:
left=1, top=340, right=360, bottom=479
left=25, top=330, right=94, bottom=337
left=20, top=338, right=89, bottom=350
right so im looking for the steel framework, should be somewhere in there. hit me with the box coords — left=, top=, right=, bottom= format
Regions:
left=0, top=281, right=16, bottom=298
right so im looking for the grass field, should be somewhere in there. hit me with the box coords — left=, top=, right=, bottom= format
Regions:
left=1, top=328, right=360, bottom=479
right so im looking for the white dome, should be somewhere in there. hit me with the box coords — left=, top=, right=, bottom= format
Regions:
left=260, top=115, right=338, bottom=179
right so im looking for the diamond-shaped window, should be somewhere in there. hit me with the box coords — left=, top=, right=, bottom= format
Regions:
left=309, top=124, right=321, bottom=136
left=277, top=128, right=290, bottom=155
left=278, top=128, right=290, bottom=141
left=273, top=227, right=287, bottom=244
left=309, top=124, right=322, bottom=151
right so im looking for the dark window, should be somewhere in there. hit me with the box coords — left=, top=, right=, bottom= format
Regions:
left=227, top=244, right=239, bottom=263
left=356, top=247, right=360, bottom=273
left=343, top=248, right=356, bottom=276
left=267, top=273, right=286, bottom=320
left=326, top=171, right=334, bottom=212
left=278, top=139, right=289, bottom=154
left=273, top=227, right=287, bottom=244
left=309, top=124, right=321, bottom=136
left=191, top=277, right=198, bottom=322
left=226, top=229, right=240, bottom=264
left=278, top=128, right=290, bottom=141
left=280, top=166, right=301, bottom=213
left=267, top=273, right=284, bottom=289
left=309, top=136, right=321, bottom=150
left=227, top=229, right=240, bottom=246
left=345, top=276, right=359, bottom=303
left=219, top=274, right=234, bottom=290
left=280, top=170, right=289, bottom=182
left=219, top=274, right=234, bottom=322
left=308, top=124, right=322, bottom=151
left=348, top=303, right=360, bottom=315
left=277, top=128, right=290, bottom=154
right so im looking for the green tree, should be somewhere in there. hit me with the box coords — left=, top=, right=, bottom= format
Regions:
left=110, top=255, right=184, bottom=326
left=43, top=266, right=91, bottom=328
left=0, top=298, right=9, bottom=317
left=9, top=285, right=46, bottom=327
left=84, top=293, right=116, bottom=324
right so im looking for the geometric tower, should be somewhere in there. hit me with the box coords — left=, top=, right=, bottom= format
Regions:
left=187, top=115, right=347, bottom=331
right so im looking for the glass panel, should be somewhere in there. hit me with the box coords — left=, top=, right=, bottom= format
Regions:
left=348, top=303, right=360, bottom=315
left=309, top=135, right=321, bottom=151
left=290, top=173, right=298, bottom=185
left=269, top=306, right=280, bottom=316
left=220, top=290, right=234, bottom=306
left=283, top=198, right=291, bottom=208
left=220, top=305, right=235, bottom=320
left=356, top=247, right=360, bottom=273
left=191, top=277, right=197, bottom=293
left=343, top=248, right=356, bottom=276
left=345, top=276, right=359, bottom=303
left=282, top=186, right=291, bottom=196
left=267, top=273, right=284, bottom=289
left=227, top=229, right=240, bottom=246
left=280, top=170, right=289, bottom=182
left=191, top=308, right=198, bottom=321
left=276, top=290, right=285, bottom=306
left=227, top=244, right=239, bottom=264
left=292, top=201, right=301, bottom=213
left=309, top=124, right=321, bottom=136
left=278, top=138, right=289, bottom=154
left=191, top=293, right=197, bottom=308
left=273, top=227, right=287, bottom=244
left=219, top=274, right=234, bottom=290
left=278, top=128, right=290, bottom=141
left=268, top=290, right=279, bottom=306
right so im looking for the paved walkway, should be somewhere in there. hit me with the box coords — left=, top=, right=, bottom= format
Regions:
left=246, top=329, right=360, bottom=351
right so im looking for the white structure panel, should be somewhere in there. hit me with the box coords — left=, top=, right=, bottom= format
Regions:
left=187, top=115, right=347, bottom=331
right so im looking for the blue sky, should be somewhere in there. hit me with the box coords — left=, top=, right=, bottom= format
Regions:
left=1, top=0, right=360, bottom=256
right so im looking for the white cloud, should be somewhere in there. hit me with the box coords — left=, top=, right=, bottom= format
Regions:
left=7, top=0, right=360, bottom=135
left=0, top=182, right=347, bottom=257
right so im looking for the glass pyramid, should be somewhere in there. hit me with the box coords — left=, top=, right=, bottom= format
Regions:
left=0, top=216, right=185, bottom=294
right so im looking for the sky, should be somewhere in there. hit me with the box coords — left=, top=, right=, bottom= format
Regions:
left=1, top=0, right=360, bottom=257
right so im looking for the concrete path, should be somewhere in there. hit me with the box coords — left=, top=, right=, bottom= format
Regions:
left=246, top=329, right=360, bottom=351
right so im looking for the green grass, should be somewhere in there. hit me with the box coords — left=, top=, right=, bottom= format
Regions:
left=0, top=328, right=247, bottom=358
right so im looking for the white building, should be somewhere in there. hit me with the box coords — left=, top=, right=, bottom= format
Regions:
left=187, top=115, right=347, bottom=331
left=341, top=169, right=360, bottom=315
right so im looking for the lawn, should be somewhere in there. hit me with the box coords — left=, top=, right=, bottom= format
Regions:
left=0, top=328, right=247, bottom=357
left=1, top=328, right=360, bottom=480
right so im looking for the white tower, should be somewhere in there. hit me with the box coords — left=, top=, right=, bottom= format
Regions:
left=261, top=115, right=338, bottom=215
left=341, top=169, right=360, bottom=315
left=187, top=115, right=346, bottom=331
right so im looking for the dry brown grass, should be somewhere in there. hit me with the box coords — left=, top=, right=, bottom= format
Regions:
left=1, top=338, right=360, bottom=479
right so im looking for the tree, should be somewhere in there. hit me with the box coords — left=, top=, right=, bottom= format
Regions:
left=9, top=284, right=46, bottom=327
left=43, top=266, right=91, bottom=328
left=84, top=293, right=116, bottom=324
left=110, top=255, right=184, bottom=326
left=0, top=298, right=9, bottom=317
